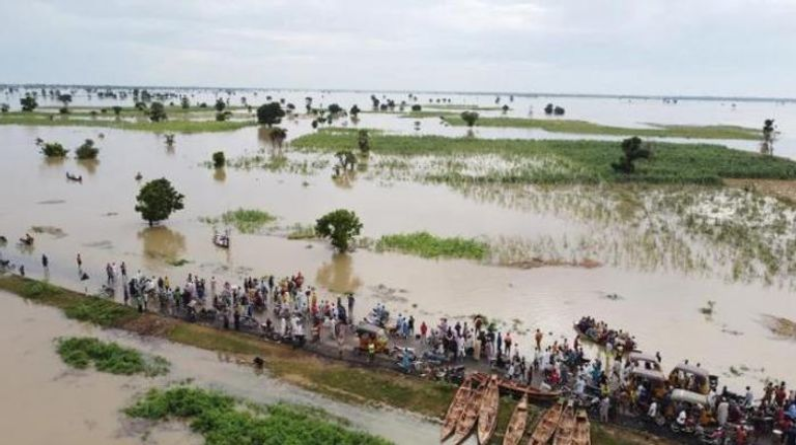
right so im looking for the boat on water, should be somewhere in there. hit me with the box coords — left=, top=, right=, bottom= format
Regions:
left=477, top=375, right=500, bottom=444
left=213, top=230, right=230, bottom=248
left=503, top=394, right=528, bottom=445
left=573, top=409, right=591, bottom=445
left=454, top=382, right=484, bottom=444
left=441, top=378, right=473, bottom=442
left=527, top=400, right=564, bottom=445
left=552, top=402, right=576, bottom=445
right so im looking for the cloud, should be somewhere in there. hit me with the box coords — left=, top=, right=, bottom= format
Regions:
left=0, top=0, right=794, bottom=96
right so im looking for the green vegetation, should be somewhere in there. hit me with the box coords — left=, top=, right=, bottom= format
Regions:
left=56, top=337, right=169, bottom=376
left=376, top=232, right=490, bottom=260
left=257, top=102, right=286, bottom=126
left=20, top=95, right=37, bottom=112
left=148, top=101, right=167, bottom=122
left=126, top=386, right=391, bottom=445
left=214, top=208, right=277, bottom=234
left=460, top=110, right=479, bottom=127
left=212, top=151, right=226, bottom=168
left=611, top=137, right=651, bottom=174
left=38, top=141, right=69, bottom=158
left=315, top=209, right=363, bottom=252
left=432, top=115, right=760, bottom=140
left=293, top=130, right=796, bottom=184
left=286, top=223, right=316, bottom=240
left=135, top=178, right=185, bottom=226
left=0, top=111, right=255, bottom=134
left=75, top=138, right=100, bottom=160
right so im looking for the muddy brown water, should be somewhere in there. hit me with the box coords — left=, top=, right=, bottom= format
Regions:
left=0, top=112, right=794, bottom=396
left=0, top=290, right=441, bottom=444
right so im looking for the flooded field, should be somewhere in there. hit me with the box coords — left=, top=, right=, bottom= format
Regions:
left=0, top=289, right=439, bottom=444
left=1, top=92, right=796, bottom=397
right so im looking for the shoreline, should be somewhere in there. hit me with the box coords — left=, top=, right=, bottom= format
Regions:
left=0, top=272, right=676, bottom=444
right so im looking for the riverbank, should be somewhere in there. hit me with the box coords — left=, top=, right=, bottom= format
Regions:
left=0, top=273, right=673, bottom=445
left=0, top=112, right=256, bottom=133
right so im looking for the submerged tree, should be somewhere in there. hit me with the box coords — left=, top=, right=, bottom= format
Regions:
left=39, top=141, right=69, bottom=158
left=611, top=136, right=652, bottom=174
left=212, top=151, right=225, bottom=168
left=761, top=119, right=777, bottom=156
left=257, top=102, right=286, bottom=127
left=269, top=127, right=288, bottom=148
left=20, top=94, right=38, bottom=112
left=134, top=178, right=185, bottom=226
left=148, top=102, right=167, bottom=122
left=214, top=98, right=226, bottom=112
left=357, top=130, right=371, bottom=155
left=75, top=139, right=99, bottom=160
left=315, top=209, right=363, bottom=253
left=112, top=106, right=123, bottom=117
left=350, top=105, right=361, bottom=117
left=460, top=111, right=479, bottom=127
left=335, top=150, right=357, bottom=171
left=181, top=97, right=190, bottom=109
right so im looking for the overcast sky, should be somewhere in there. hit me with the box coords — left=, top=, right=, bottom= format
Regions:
left=1, top=0, right=795, bottom=97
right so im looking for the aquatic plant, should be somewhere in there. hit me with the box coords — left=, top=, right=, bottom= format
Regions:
left=56, top=337, right=169, bottom=376
left=209, top=208, right=277, bottom=234
left=125, top=387, right=392, bottom=444
left=75, top=138, right=100, bottom=160
left=38, top=141, right=69, bottom=158
left=376, top=232, right=490, bottom=261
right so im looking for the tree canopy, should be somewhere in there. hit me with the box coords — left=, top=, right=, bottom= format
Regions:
left=257, top=102, right=286, bottom=127
left=611, top=137, right=652, bottom=174
left=75, top=139, right=100, bottom=160
left=134, top=178, right=185, bottom=226
left=315, top=209, right=363, bottom=253
left=20, top=95, right=37, bottom=112
left=460, top=111, right=479, bottom=127
left=148, top=102, right=167, bottom=122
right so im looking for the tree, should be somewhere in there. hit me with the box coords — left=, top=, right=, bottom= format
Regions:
left=461, top=111, right=479, bottom=127
left=269, top=127, right=288, bottom=148
left=20, top=95, right=37, bottom=112
left=335, top=150, right=357, bottom=171
left=501, top=104, right=510, bottom=114
left=148, top=102, right=167, bottom=122
left=554, top=106, right=565, bottom=116
left=39, top=141, right=69, bottom=158
left=411, top=104, right=422, bottom=112
left=544, top=103, right=554, bottom=115
left=358, top=130, right=371, bottom=155
left=58, top=93, right=72, bottom=108
left=215, top=111, right=232, bottom=121
left=370, top=94, right=380, bottom=110
left=328, top=103, right=343, bottom=115
left=181, top=97, right=190, bottom=109
left=212, top=151, right=225, bottom=168
left=75, top=139, right=99, bottom=160
left=214, top=98, right=226, bottom=112
left=350, top=105, right=361, bottom=117
left=0, top=103, right=9, bottom=113
left=611, top=137, right=652, bottom=174
left=134, top=178, right=185, bottom=226
left=112, top=106, right=123, bottom=117
left=761, top=119, right=777, bottom=156
left=315, top=209, right=362, bottom=253
left=257, top=102, right=285, bottom=126
left=164, top=133, right=176, bottom=147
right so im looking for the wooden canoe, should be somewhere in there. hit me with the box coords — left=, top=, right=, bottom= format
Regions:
left=441, top=379, right=473, bottom=442
left=527, top=400, right=564, bottom=445
left=552, top=403, right=576, bottom=445
left=572, top=409, right=591, bottom=445
left=503, top=394, right=529, bottom=445
left=477, top=375, right=500, bottom=444
left=454, top=383, right=484, bottom=444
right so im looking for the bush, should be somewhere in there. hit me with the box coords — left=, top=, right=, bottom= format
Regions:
left=214, top=98, right=226, bottom=112
left=212, top=151, right=225, bottom=168
left=411, top=104, right=422, bottom=112
left=20, top=95, right=37, bottom=112
left=257, top=102, right=286, bottom=126
left=460, top=111, right=479, bottom=127
left=56, top=337, right=170, bottom=376
left=75, top=139, right=100, bottom=160
left=40, top=142, right=69, bottom=158
left=148, top=102, right=167, bottom=122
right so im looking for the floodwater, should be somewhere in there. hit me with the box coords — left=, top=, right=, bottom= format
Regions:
left=1, top=92, right=795, bottom=397
left=0, top=290, right=440, bottom=444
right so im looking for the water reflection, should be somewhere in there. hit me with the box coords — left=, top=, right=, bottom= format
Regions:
left=77, top=159, right=99, bottom=175
left=213, top=167, right=227, bottom=182
left=315, top=253, right=362, bottom=293
left=41, top=157, right=66, bottom=168
left=137, top=226, right=186, bottom=268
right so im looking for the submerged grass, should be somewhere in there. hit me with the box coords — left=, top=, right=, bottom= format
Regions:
left=376, top=232, right=490, bottom=260
left=125, top=386, right=392, bottom=444
left=201, top=208, right=277, bottom=234
left=56, top=336, right=170, bottom=376
left=0, top=113, right=255, bottom=134
left=419, top=114, right=760, bottom=140
left=293, top=130, right=796, bottom=184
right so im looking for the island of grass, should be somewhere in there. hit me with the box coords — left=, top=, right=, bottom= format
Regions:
left=376, top=232, right=490, bottom=261
left=126, top=386, right=391, bottom=444
left=56, top=336, right=170, bottom=376
left=293, top=129, right=796, bottom=185
left=0, top=109, right=256, bottom=134
left=404, top=112, right=760, bottom=140
left=201, top=208, right=277, bottom=234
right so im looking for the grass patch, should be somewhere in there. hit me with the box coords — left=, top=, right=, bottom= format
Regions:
left=125, top=386, right=392, bottom=444
left=0, top=112, right=255, bottom=134
left=201, top=208, right=277, bottom=234
left=376, top=232, right=490, bottom=260
left=56, top=336, right=170, bottom=376
left=293, top=130, right=796, bottom=184
left=425, top=115, right=760, bottom=140
left=286, top=223, right=317, bottom=240
left=63, top=296, right=139, bottom=327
